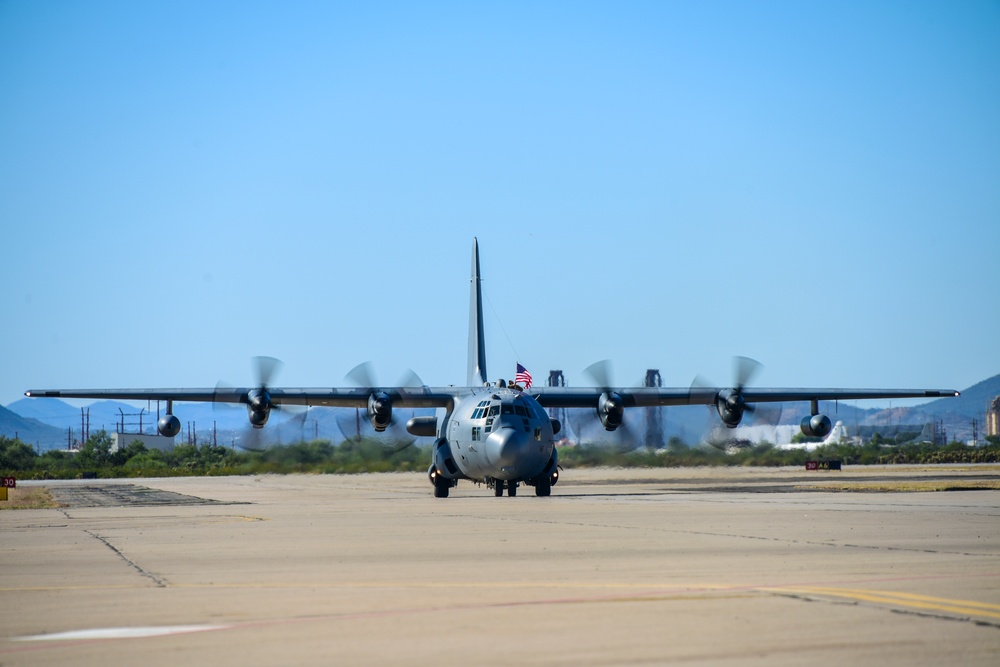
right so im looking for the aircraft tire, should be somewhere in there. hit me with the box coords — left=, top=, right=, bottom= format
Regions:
left=494, top=480, right=504, bottom=497
left=535, top=478, right=551, bottom=497
left=433, top=479, right=450, bottom=498
left=507, top=482, right=517, bottom=497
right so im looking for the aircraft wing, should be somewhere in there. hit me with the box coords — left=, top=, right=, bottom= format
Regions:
left=530, top=387, right=959, bottom=408
left=24, top=387, right=458, bottom=409
left=531, top=387, right=692, bottom=408
left=738, top=388, right=960, bottom=403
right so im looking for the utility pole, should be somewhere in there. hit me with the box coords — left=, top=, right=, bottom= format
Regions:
left=80, top=408, right=90, bottom=443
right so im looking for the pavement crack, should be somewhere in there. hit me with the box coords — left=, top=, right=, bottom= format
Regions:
left=84, top=530, right=168, bottom=588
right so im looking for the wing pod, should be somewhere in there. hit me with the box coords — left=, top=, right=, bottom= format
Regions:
left=406, top=416, right=437, bottom=437
left=156, top=399, right=181, bottom=437
left=157, top=414, right=181, bottom=437
left=801, top=414, right=833, bottom=438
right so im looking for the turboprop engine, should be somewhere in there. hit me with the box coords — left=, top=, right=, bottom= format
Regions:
left=367, top=391, right=392, bottom=432
left=715, top=389, right=748, bottom=428
left=247, top=388, right=272, bottom=428
left=597, top=392, right=625, bottom=431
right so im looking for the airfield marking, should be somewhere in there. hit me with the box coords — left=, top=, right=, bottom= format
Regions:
left=16, top=625, right=228, bottom=641
left=767, top=586, right=1000, bottom=622
left=4, top=571, right=1000, bottom=595
left=8, top=579, right=1000, bottom=655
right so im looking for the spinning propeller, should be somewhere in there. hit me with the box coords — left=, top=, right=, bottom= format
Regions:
left=216, top=356, right=306, bottom=452
left=580, top=360, right=643, bottom=452
left=337, top=362, right=425, bottom=452
left=690, top=356, right=779, bottom=449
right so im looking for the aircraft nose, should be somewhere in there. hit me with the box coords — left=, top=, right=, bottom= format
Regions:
left=485, top=426, right=531, bottom=471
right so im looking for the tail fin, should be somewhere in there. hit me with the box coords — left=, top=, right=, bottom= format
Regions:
left=467, top=237, right=488, bottom=386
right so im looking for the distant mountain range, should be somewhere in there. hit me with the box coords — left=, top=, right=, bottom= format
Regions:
left=0, top=403, right=66, bottom=449
left=4, top=374, right=997, bottom=451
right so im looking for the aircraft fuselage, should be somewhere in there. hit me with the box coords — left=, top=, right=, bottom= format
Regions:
left=430, top=385, right=559, bottom=495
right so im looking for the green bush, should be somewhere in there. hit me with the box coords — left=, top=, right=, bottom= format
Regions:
left=2, top=432, right=998, bottom=478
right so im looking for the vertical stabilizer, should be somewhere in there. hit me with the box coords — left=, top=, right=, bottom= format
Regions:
left=468, top=237, right=488, bottom=386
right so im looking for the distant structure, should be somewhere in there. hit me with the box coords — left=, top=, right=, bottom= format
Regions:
left=987, top=397, right=1000, bottom=438
left=643, top=369, right=664, bottom=449
left=848, top=422, right=945, bottom=445
left=112, top=407, right=174, bottom=453
left=547, top=370, right=568, bottom=442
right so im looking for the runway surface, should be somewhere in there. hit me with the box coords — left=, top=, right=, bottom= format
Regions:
left=2, top=466, right=999, bottom=666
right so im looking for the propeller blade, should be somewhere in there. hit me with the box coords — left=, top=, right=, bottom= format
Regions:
left=346, top=361, right=377, bottom=388
left=236, top=425, right=269, bottom=452
left=688, top=374, right=718, bottom=405
left=582, top=359, right=614, bottom=389
left=254, top=356, right=283, bottom=388
left=397, top=368, right=426, bottom=389
left=733, top=356, right=762, bottom=390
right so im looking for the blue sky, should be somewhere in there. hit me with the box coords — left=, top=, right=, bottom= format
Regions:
left=2, top=1, right=997, bottom=407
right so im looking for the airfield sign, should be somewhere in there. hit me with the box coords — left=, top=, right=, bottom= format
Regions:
left=1, top=476, right=14, bottom=502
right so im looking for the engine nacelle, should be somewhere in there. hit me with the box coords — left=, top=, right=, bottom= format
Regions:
left=598, top=392, right=624, bottom=431
left=247, top=388, right=271, bottom=428
left=716, top=389, right=747, bottom=428
left=157, top=414, right=181, bottom=437
left=368, top=391, right=392, bottom=432
left=800, top=414, right=832, bottom=438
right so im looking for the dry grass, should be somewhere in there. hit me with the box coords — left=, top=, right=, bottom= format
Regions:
left=0, top=487, right=61, bottom=510
left=802, top=480, right=1000, bottom=493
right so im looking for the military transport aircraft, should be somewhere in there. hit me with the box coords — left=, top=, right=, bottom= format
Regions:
left=26, top=238, right=959, bottom=498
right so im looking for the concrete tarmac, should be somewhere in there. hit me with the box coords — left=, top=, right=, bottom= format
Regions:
left=2, top=466, right=999, bottom=666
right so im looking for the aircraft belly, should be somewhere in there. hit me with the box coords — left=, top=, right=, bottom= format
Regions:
left=450, top=436, right=552, bottom=482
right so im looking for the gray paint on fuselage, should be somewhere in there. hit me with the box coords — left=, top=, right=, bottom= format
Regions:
left=444, top=387, right=555, bottom=483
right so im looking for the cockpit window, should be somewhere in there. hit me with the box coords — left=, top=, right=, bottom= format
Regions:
left=514, top=405, right=525, bottom=416
left=488, top=405, right=500, bottom=417
left=501, top=404, right=513, bottom=415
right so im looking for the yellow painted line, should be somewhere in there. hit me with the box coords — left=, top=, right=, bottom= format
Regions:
left=767, top=586, right=1000, bottom=620
left=812, top=587, right=1000, bottom=612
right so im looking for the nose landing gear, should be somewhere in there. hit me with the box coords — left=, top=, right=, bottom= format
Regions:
left=491, top=479, right=518, bottom=497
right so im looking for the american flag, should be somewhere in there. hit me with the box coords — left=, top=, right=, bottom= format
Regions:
left=515, top=363, right=533, bottom=388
